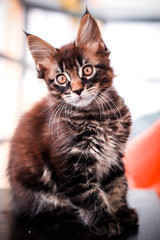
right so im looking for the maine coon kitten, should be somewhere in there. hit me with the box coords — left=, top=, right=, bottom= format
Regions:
left=8, top=11, right=138, bottom=237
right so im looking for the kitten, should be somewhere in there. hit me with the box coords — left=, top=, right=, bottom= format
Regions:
left=8, top=11, right=138, bottom=237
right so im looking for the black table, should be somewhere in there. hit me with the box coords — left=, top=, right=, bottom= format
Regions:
left=0, top=189, right=160, bottom=240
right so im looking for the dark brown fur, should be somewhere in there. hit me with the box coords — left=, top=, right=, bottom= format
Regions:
left=8, top=12, right=138, bottom=237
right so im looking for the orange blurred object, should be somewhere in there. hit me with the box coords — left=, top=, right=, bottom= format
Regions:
left=124, top=118, right=160, bottom=196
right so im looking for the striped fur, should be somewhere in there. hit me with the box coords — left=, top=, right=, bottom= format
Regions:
left=8, top=12, right=138, bottom=237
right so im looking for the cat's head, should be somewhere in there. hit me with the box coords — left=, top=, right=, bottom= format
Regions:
left=26, top=11, right=114, bottom=108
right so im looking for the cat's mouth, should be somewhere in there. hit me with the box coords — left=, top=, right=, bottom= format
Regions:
left=74, top=96, right=83, bottom=103
left=63, top=93, right=96, bottom=108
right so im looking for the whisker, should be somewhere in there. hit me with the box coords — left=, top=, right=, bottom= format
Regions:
left=56, top=102, right=66, bottom=138
left=100, top=91, right=123, bottom=123
left=38, top=103, right=54, bottom=116
left=99, top=94, right=120, bottom=121
left=94, top=97, right=103, bottom=119
left=48, top=101, right=65, bottom=141
left=95, top=94, right=106, bottom=119
left=97, top=91, right=128, bottom=134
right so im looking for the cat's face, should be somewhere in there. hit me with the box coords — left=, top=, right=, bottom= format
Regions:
left=45, top=43, right=113, bottom=108
left=26, top=12, right=113, bottom=108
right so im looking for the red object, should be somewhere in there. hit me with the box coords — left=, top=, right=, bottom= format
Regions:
left=124, top=119, right=160, bottom=195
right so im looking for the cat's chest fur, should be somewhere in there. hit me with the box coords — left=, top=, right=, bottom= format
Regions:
left=58, top=119, right=118, bottom=181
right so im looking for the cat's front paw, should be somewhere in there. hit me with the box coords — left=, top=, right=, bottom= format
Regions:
left=89, top=219, right=124, bottom=237
left=118, top=208, right=139, bottom=228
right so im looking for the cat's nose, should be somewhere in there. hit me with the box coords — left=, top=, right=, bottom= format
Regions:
left=71, top=79, right=84, bottom=95
left=73, top=88, right=83, bottom=95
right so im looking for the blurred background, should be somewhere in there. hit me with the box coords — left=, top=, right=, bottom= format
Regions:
left=0, top=0, right=160, bottom=193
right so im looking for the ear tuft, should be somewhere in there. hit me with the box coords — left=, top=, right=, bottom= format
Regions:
left=82, top=6, right=90, bottom=17
left=23, top=30, right=31, bottom=37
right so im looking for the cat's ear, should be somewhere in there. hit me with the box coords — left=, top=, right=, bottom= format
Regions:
left=75, top=11, right=105, bottom=51
left=24, top=32, right=57, bottom=76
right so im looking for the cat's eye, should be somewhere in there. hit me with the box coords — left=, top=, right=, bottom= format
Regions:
left=56, top=74, right=67, bottom=85
left=82, top=65, right=93, bottom=76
